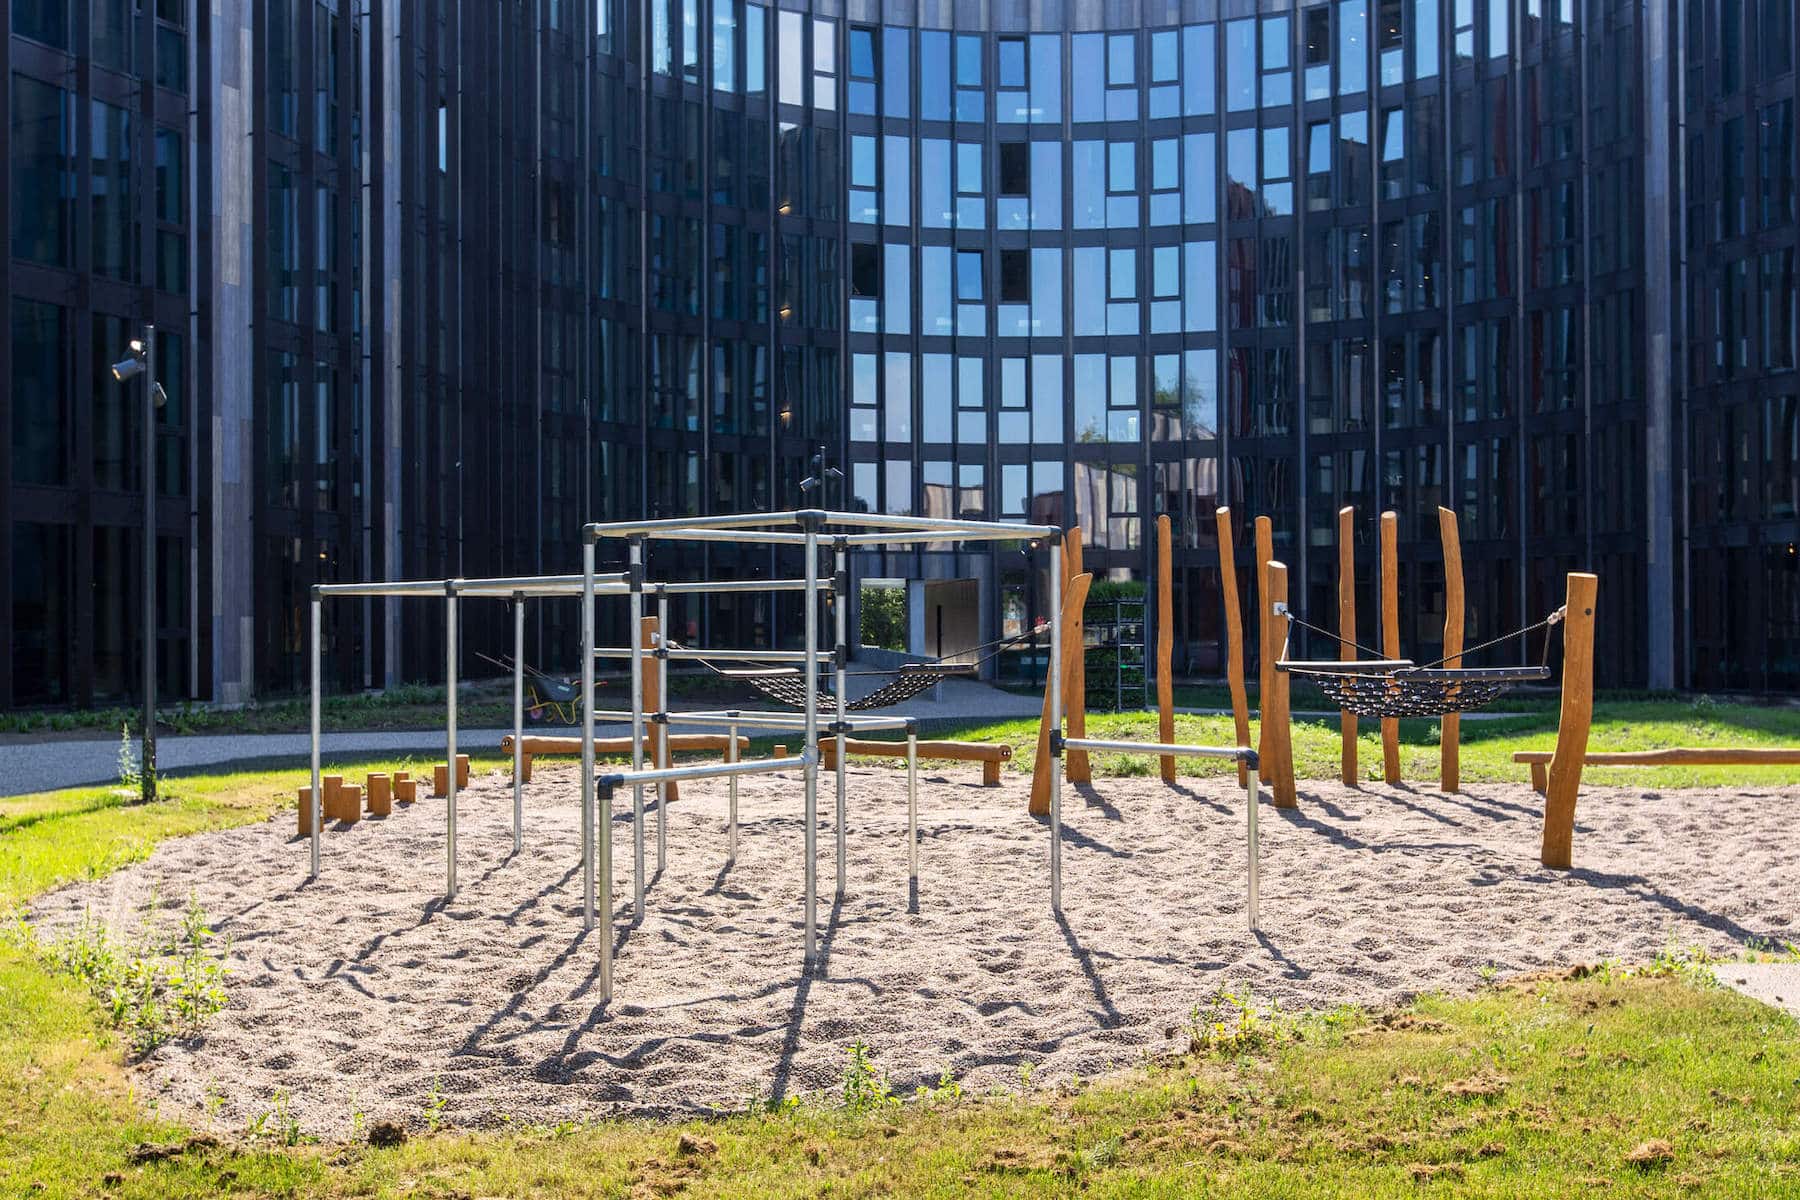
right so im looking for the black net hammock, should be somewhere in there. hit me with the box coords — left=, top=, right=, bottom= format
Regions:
left=1274, top=604, right=1564, bottom=719
left=673, top=622, right=1051, bottom=712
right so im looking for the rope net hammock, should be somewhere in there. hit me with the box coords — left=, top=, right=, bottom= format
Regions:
left=1274, top=606, right=1563, bottom=719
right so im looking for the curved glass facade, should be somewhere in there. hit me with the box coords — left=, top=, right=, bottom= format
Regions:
left=4, top=0, right=1796, bottom=702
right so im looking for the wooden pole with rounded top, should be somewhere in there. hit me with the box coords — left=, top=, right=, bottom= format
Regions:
left=1379, top=511, right=1402, bottom=784
left=1540, top=573, right=1598, bottom=869
left=1438, top=506, right=1465, bottom=793
left=1254, top=516, right=1274, bottom=776
left=1216, top=507, right=1251, bottom=786
left=1156, top=514, right=1176, bottom=783
left=1337, top=506, right=1358, bottom=786
left=1063, top=526, right=1091, bottom=784
left=1264, top=561, right=1297, bottom=807
left=1030, top=571, right=1094, bottom=817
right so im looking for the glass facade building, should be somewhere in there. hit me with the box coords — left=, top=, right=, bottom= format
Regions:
left=1, top=0, right=1796, bottom=706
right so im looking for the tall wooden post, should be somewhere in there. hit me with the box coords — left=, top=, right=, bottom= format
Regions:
left=1540, top=573, right=1598, bottom=869
left=1064, top=527, right=1091, bottom=784
left=1379, top=511, right=1402, bottom=784
left=1438, top=506, right=1465, bottom=793
left=1337, top=506, right=1358, bottom=786
left=1216, top=507, right=1251, bottom=786
left=1030, top=572, right=1094, bottom=817
left=1254, top=516, right=1274, bottom=773
left=1156, top=514, right=1176, bottom=783
left=640, top=616, right=676, bottom=804
left=1264, top=562, right=1297, bottom=807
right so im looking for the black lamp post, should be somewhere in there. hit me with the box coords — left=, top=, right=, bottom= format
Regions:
left=111, top=325, right=165, bottom=805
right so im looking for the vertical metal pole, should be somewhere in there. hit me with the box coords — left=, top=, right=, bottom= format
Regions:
left=580, top=541, right=596, bottom=931
left=656, top=589, right=669, bottom=870
left=1049, top=539, right=1063, bottom=912
left=143, top=323, right=158, bottom=804
left=803, top=526, right=820, bottom=964
left=832, top=541, right=847, bottom=897
left=309, top=594, right=321, bottom=878
left=906, top=725, right=918, bottom=885
left=512, top=596, right=524, bottom=855
left=445, top=592, right=458, bottom=900
left=628, top=538, right=646, bottom=915
left=1246, top=764, right=1261, bottom=931
left=727, top=717, right=739, bottom=862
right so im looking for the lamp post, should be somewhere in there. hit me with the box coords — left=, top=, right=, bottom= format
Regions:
left=111, top=325, right=164, bottom=805
left=798, top=442, right=843, bottom=508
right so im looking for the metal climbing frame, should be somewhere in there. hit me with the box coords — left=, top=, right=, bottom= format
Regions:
left=582, top=510, right=1060, bottom=990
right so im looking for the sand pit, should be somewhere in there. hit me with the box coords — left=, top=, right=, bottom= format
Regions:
left=29, top=764, right=1798, bottom=1138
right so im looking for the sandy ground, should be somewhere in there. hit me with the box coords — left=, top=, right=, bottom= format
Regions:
left=29, top=763, right=1799, bottom=1138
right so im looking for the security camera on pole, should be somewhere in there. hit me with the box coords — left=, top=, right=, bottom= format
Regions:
left=111, top=326, right=166, bottom=805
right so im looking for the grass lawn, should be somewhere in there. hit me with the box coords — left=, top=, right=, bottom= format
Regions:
left=3, top=713, right=1800, bottom=1196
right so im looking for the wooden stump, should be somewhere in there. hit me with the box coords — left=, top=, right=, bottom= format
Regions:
left=395, top=778, right=420, bottom=804
left=367, top=773, right=392, bottom=816
left=339, top=784, right=363, bottom=825
left=1337, top=506, right=1359, bottom=786
left=1156, top=514, right=1176, bottom=784
left=455, top=754, right=470, bottom=789
left=432, top=764, right=449, bottom=797
left=1379, top=511, right=1401, bottom=785
left=297, top=787, right=320, bottom=835
left=773, top=745, right=788, bottom=758
left=321, top=774, right=345, bottom=821
left=1216, top=507, right=1252, bottom=787
left=1540, top=572, right=1598, bottom=869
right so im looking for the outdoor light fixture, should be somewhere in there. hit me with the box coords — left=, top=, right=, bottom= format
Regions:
left=112, top=325, right=160, bottom=806
left=799, top=444, right=843, bottom=501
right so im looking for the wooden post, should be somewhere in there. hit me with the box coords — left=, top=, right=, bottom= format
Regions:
left=640, top=615, right=677, bottom=804
left=773, top=744, right=788, bottom=758
left=1540, top=572, right=1598, bottom=869
left=432, top=764, right=448, bottom=797
left=322, top=774, right=345, bottom=819
left=1438, top=506, right=1465, bottom=793
left=297, top=787, right=318, bottom=835
left=395, top=778, right=419, bottom=804
left=1030, top=571, right=1094, bottom=817
left=1216, top=507, right=1251, bottom=786
left=367, top=773, right=392, bottom=816
left=1265, top=562, right=1297, bottom=807
left=1254, top=516, right=1274, bottom=774
left=1063, top=526, right=1091, bottom=784
left=454, top=754, right=470, bottom=789
left=1379, top=511, right=1401, bottom=785
left=339, top=784, right=362, bottom=825
left=1337, top=506, right=1359, bottom=786
left=1156, top=514, right=1176, bottom=783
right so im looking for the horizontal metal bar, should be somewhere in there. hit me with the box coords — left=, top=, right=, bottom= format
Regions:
left=619, top=528, right=813, bottom=545
left=1396, top=665, right=1553, bottom=682
left=596, top=752, right=809, bottom=790
left=654, top=578, right=828, bottom=595
left=1063, top=737, right=1256, bottom=764
left=815, top=511, right=1059, bottom=538
left=669, top=709, right=913, bottom=730
left=450, top=573, right=629, bottom=597
left=314, top=580, right=450, bottom=598
left=1276, top=659, right=1416, bottom=675
left=585, top=511, right=807, bottom=537
left=838, top=529, right=1045, bottom=547
left=590, top=646, right=813, bottom=663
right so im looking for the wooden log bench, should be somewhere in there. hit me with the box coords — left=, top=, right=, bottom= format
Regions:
left=818, top=737, right=1011, bottom=786
left=1515, top=747, right=1800, bottom=793
left=501, top=733, right=750, bottom=783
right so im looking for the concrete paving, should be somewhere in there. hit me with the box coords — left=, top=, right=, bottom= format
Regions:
left=0, top=677, right=1043, bottom=797
left=1718, top=962, right=1800, bottom=1021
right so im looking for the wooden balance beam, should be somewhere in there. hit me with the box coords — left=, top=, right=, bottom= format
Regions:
left=500, top=733, right=750, bottom=783
left=1516, top=747, right=1800, bottom=794
left=818, top=737, right=1011, bottom=785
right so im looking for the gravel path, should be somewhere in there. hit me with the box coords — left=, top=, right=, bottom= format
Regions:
left=29, top=764, right=1796, bottom=1140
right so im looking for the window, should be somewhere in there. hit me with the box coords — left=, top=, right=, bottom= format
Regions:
left=999, top=141, right=1029, bottom=196
left=11, top=74, right=73, bottom=267
left=956, top=33, right=984, bottom=121
left=1261, top=16, right=1292, bottom=107
left=849, top=25, right=877, bottom=113
left=1263, top=126, right=1293, bottom=216
left=1304, top=6, right=1332, bottom=100
left=851, top=134, right=878, bottom=223
left=956, top=250, right=985, bottom=335
left=11, top=298, right=70, bottom=486
left=1338, top=0, right=1367, bottom=95
left=1378, top=0, right=1402, bottom=85
left=13, top=0, right=69, bottom=48
left=1000, top=248, right=1030, bottom=303
left=882, top=25, right=909, bottom=119
left=1227, top=19, right=1255, bottom=111
left=813, top=17, right=835, bottom=110
left=1150, top=30, right=1180, bottom=117
left=269, top=0, right=298, bottom=136
left=1183, top=24, right=1215, bottom=117
left=956, top=141, right=983, bottom=228
left=851, top=243, right=880, bottom=298
left=91, top=100, right=136, bottom=281
left=1306, top=120, right=1332, bottom=210
left=1151, top=138, right=1180, bottom=225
